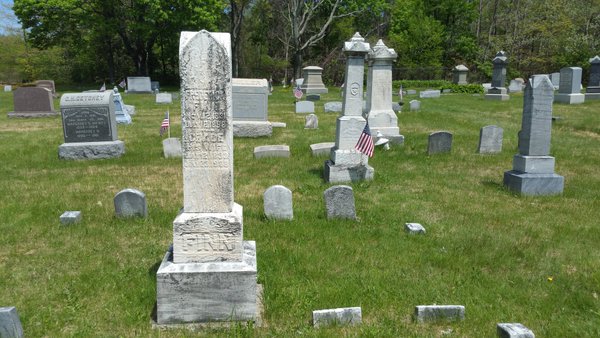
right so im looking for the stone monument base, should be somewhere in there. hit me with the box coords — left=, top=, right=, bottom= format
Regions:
left=8, top=111, right=59, bottom=118
left=58, top=140, right=125, bottom=160
left=156, top=241, right=259, bottom=325
left=233, top=121, right=272, bottom=137
left=503, top=170, right=564, bottom=196
left=485, top=88, right=509, bottom=101
left=554, top=93, right=584, bottom=104
left=324, top=160, right=374, bottom=183
left=584, top=92, right=600, bottom=100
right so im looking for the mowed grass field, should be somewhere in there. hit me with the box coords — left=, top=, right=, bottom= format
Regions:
left=0, top=85, right=599, bottom=337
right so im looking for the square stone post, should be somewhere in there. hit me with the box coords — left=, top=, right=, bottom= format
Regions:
left=453, top=65, right=469, bottom=85
left=324, top=32, right=374, bottom=183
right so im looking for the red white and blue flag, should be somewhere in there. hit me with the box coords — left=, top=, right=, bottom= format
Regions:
left=294, top=86, right=303, bottom=99
left=355, top=122, right=374, bottom=157
left=160, top=111, right=170, bottom=136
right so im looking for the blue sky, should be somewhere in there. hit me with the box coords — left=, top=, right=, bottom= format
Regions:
left=0, top=0, right=19, bottom=34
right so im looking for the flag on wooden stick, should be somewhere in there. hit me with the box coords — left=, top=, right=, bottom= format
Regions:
left=355, top=122, right=374, bottom=157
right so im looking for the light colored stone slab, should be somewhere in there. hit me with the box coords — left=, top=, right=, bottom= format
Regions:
left=60, top=211, right=82, bottom=225
left=271, top=122, right=286, bottom=128
left=312, top=307, right=362, bottom=328
left=263, top=185, right=293, bottom=220
left=512, top=155, right=555, bottom=174
left=163, top=137, right=182, bottom=158
left=310, top=142, right=335, bottom=157
left=304, top=114, right=318, bottom=129
left=324, top=101, right=342, bottom=113
left=156, top=93, right=173, bottom=104
left=324, top=185, right=356, bottom=220
left=478, top=125, right=503, bottom=154
left=295, top=101, right=314, bottom=113
left=4, top=85, right=12, bottom=92
left=127, top=76, right=152, bottom=93
left=407, top=89, right=417, bottom=95
left=114, top=188, right=147, bottom=218
left=0, top=307, right=23, bottom=338
left=497, top=323, right=535, bottom=338
left=232, top=78, right=268, bottom=121
left=300, top=66, right=328, bottom=94
left=254, top=145, right=290, bottom=158
left=233, top=121, right=272, bottom=137
left=419, top=89, right=441, bottom=98
left=156, top=241, right=258, bottom=324
left=414, top=305, right=465, bottom=322
left=405, top=222, right=425, bottom=234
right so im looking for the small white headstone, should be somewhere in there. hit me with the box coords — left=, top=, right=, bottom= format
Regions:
left=313, top=307, right=362, bottom=328
left=419, top=89, right=441, bottom=98
left=295, top=100, right=314, bottom=113
left=497, top=323, right=535, bottom=338
left=4, top=85, right=12, bottom=92
left=304, top=114, right=318, bottom=129
left=254, top=145, right=290, bottom=158
left=415, top=305, right=465, bottom=322
left=409, top=100, right=420, bottom=111
left=156, top=93, right=173, bottom=104
left=405, top=222, right=425, bottom=234
left=60, top=211, right=82, bottom=225
left=263, top=185, right=293, bottom=220
left=310, top=142, right=335, bottom=157
left=114, top=188, right=147, bottom=218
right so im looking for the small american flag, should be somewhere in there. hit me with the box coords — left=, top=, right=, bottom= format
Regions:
left=355, top=122, right=374, bottom=157
left=160, top=111, right=170, bottom=136
left=294, top=86, right=303, bottom=99
left=118, top=79, right=126, bottom=88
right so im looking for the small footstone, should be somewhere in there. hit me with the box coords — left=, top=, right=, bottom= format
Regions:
left=0, top=307, right=24, bottom=338
left=497, top=323, right=535, bottom=338
left=414, top=305, right=465, bottom=322
left=162, top=137, right=182, bottom=158
left=405, top=222, right=425, bottom=234
left=254, top=145, right=290, bottom=158
left=310, top=142, right=334, bottom=157
left=271, top=122, right=286, bottom=128
left=312, top=307, right=362, bottom=328
left=114, top=188, right=148, bottom=218
left=324, top=185, right=356, bottom=220
left=60, top=211, right=82, bottom=225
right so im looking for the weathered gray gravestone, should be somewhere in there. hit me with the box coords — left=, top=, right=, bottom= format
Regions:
left=254, top=145, right=290, bottom=158
left=113, top=87, right=132, bottom=124
left=300, top=66, right=328, bottom=94
left=304, top=113, right=318, bottom=129
left=453, top=64, right=469, bottom=85
left=126, top=76, right=152, bottom=93
left=0, top=307, right=24, bottom=338
left=428, top=131, right=453, bottom=155
left=586, top=55, right=600, bottom=100
left=497, top=323, right=535, bottom=338
left=60, top=211, right=82, bottom=225
left=295, top=100, right=314, bottom=114
left=156, top=93, right=173, bottom=104
left=485, top=51, right=510, bottom=101
left=409, top=100, right=420, bottom=111
left=550, top=72, right=560, bottom=89
left=58, top=91, right=125, bottom=160
left=35, top=79, right=57, bottom=97
left=508, top=79, right=523, bottom=93
left=554, top=67, right=584, bottom=104
left=405, top=222, right=426, bottom=234
left=504, top=75, right=564, bottom=196
left=8, top=87, right=58, bottom=118
left=324, top=32, right=374, bottom=183
left=419, top=89, right=441, bottom=98
left=156, top=30, right=259, bottom=325
left=232, top=78, right=272, bottom=137
left=162, top=137, right=182, bottom=158
left=324, top=185, right=356, bottom=220
left=312, top=307, right=362, bottom=328
left=366, top=39, right=404, bottom=144
left=310, top=142, right=335, bottom=156
left=414, top=305, right=465, bottom=322
left=478, top=125, right=503, bottom=154
left=324, top=101, right=343, bottom=113
left=263, top=185, right=293, bottom=220
left=114, top=189, right=147, bottom=218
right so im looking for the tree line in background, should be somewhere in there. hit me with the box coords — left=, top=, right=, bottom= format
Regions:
left=1, top=0, right=599, bottom=86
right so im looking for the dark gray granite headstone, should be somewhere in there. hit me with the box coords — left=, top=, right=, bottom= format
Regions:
left=114, top=188, right=147, bottom=218
left=491, top=51, right=508, bottom=88
left=0, top=307, right=24, bottom=338
left=428, top=131, right=453, bottom=155
left=324, top=185, right=356, bottom=220
left=589, top=55, right=600, bottom=87
left=518, top=76, right=553, bottom=156
left=263, top=185, right=293, bottom=220
left=60, top=92, right=118, bottom=143
left=8, top=87, right=57, bottom=118
left=478, top=125, right=503, bottom=154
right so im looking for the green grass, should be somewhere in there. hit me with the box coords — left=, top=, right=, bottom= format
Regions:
left=1, top=86, right=599, bottom=337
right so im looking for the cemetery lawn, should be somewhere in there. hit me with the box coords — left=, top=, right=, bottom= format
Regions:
left=1, top=87, right=600, bottom=337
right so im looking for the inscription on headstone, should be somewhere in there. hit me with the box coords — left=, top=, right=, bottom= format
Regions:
left=61, top=92, right=117, bottom=143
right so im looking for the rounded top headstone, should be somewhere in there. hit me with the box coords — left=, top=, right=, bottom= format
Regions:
left=114, top=188, right=148, bottom=218
left=344, top=32, right=370, bottom=54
